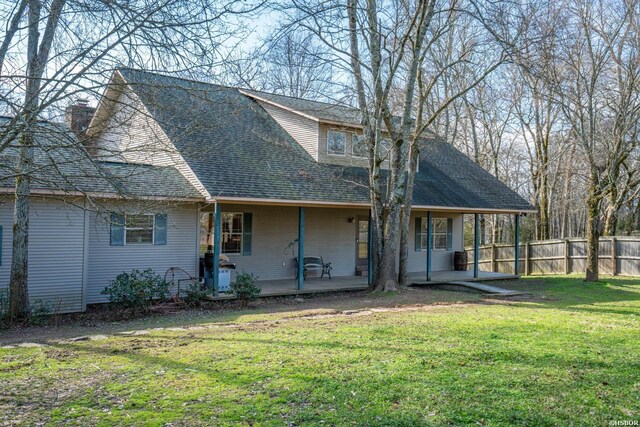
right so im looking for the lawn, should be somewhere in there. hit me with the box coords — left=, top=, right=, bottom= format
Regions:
left=1, top=276, right=639, bottom=426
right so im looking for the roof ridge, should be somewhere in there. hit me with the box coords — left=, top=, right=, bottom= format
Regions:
left=241, top=88, right=357, bottom=111
left=116, top=67, right=356, bottom=112
left=116, top=67, right=238, bottom=92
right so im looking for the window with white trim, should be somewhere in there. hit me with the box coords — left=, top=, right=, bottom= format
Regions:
left=431, top=218, right=448, bottom=250
left=417, top=217, right=450, bottom=250
left=222, top=212, right=243, bottom=254
left=327, top=130, right=346, bottom=155
left=352, top=133, right=368, bottom=158
left=125, top=214, right=154, bottom=244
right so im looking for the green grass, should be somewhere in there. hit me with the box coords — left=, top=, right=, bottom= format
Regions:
left=1, top=276, right=640, bottom=426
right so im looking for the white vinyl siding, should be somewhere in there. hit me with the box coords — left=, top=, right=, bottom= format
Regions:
left=217, top=205, right=369, bottom=280
left=408, top=212, right=464, bottom=272
left=0, top=197, right=87, bottom=313
left=86, top=203, right=199, bottom=304
left=92, top=86, right=210, bottom=199
left=217, top=205, right=464, bottom=280
left=257, top=101, right=320, bottom=160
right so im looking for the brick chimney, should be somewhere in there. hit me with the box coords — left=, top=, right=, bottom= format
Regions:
left=65, top=99, right=95, bottom=139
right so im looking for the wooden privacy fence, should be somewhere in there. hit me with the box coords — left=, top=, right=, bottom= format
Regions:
left=466, top=236, right=640, bottom=277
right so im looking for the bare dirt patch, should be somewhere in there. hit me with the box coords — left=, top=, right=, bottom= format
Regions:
left=0, top=286, right=481, bottom=345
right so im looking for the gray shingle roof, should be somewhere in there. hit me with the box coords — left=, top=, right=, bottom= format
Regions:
left=0, top=118, right=201, bottom=199
left=240, top=89, right=362, bottom=125
left=116, top=68, right=534, bottom=212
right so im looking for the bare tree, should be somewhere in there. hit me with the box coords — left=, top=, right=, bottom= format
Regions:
left=544, top=0, right=640, bottom=280
left=0, top=0, right=261, bottom=319
left=264, top=32, right=335, bottom=99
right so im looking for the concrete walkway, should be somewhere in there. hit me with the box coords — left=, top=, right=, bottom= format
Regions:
left=412, top=280, right=526, bottom=296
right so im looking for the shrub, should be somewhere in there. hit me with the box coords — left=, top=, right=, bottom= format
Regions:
left=0, top=288, right=8, bottom=319
left=101, top=268, right=169, bottom=312
left=182, top=281, right=210, bottom=307
left=27, top=300, right=57, bottom=326
left=230, top=272, right=261, bottom=306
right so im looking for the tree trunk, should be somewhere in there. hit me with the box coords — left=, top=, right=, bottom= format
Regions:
left=8, top=133, right=32, bottom=320
left=376, top=204, right=401, bottom=292
left=398, top=210, right=409, bottom=286
left=398, top=144, right=419, bottom=285
left=539, top=172, right=550, bottom=240
left=585, top=176, right=600, bottom=282
left=8, top=0, right=53, bottom=319
left=603, top=205, right=618, bottom=237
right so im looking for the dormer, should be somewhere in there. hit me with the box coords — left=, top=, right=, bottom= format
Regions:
left=240, top=89, right=383, bottom=168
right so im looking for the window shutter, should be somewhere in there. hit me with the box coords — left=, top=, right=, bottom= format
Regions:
left=154, top=213, right=167, bottom=245
left=0, top=226, right=3, bottom=266
left=446, top=218, right=453, bottom=251
left=242, top=213, right=252, bottom=255
left=110, top=213, right=125, bottom=246
left=414, top=217, right=422, bottom=251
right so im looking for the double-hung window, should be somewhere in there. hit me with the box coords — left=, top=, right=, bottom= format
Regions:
left=110, top=212, right=167, bottom=246
left=125, top=214, right=154, bottom=244
left=352, top=133, right=368, bottom=158
left=327, top=130, right=346, bottom=155
left=415, top=217, right=453, bottom=251
left=199, top=212, right=253, bottom=256
left=221, top=213, right=243, bottom=254
left=431, top=218, right=448, bottom=250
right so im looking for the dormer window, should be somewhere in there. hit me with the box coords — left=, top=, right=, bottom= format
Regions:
left=327, top=130, right=346, bottom=156
left=352, top=133, right=368, bottom=158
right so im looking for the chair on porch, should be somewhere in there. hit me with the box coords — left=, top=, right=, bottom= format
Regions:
left=295, top=256, right=332, bottom=280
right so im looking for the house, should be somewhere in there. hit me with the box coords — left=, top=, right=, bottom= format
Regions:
left=0, top=69, right=534, bottom=313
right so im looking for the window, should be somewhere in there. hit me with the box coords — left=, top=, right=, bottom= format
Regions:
left=416, top=217, right=452, bottom=251
left=199, top=212, right=253, bottom=255
left=327, top=130, right=346, bottom=155
left=352, top=133, right=368, bottom=158
left=110, top=213, right=166, bottom=246
left=431, top=218, right=448, bottom=250
left=222, top=213, right=243, bottom=254
left=125, top=214, right=154, bottom=244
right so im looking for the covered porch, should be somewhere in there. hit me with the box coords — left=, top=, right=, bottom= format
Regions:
left=201, top=202, right=524, bottom=297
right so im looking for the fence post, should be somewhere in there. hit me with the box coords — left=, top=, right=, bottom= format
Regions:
left=611, top=237, right=617, bottom=276
left=564, top=239, right=570, bottom=274
left=491, top=244, right=497, bottom=272
left=524, top=241, right=530, bottom=276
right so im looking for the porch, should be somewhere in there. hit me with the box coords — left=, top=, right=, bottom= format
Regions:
left=200, top=203, right=524, bottom=297
left=209, top=270, right=517, bottom=300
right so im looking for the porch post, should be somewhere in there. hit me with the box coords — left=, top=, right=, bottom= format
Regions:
left=426, top=211, right=432, bottom=281
left=367, top=210, right=372, bottom=286
left=514, top=213, right=520, bottom=275
left=212, top=202, right=221, bottom=296
left=474, top=213, right=480, bottom=279
left=298, top=206, right=305, bottom=291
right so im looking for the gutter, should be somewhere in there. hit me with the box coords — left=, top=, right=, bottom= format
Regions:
left=208, top=196, right=536, bottom=214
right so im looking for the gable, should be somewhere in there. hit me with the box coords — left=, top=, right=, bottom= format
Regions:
left=256, top=100, right=320, bottom=160
left=90, top=73, right=210, bottom=199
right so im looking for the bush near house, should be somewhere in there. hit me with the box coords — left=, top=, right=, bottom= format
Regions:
left=181, top=281, right=210, bottom=307
left=230, top=272, right=261, bottom=306
left=101, top=268, right=169, bottom=312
